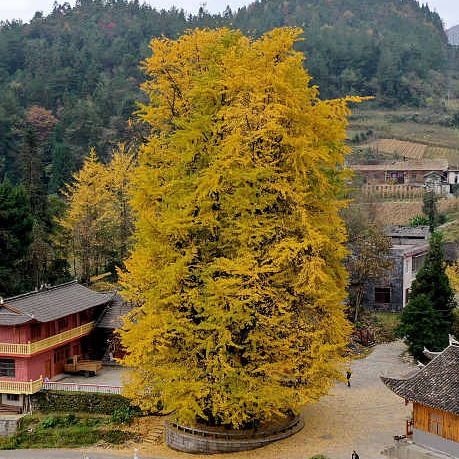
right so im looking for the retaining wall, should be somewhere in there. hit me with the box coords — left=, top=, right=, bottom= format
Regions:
left=165, top=415, right=304, bottom=454
left=0, top=416, right=22, bottom=437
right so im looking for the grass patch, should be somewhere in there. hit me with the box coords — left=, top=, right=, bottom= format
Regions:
left=371, top=311, right=400, bottom=343
left=0, top=413, right=136, bottom=450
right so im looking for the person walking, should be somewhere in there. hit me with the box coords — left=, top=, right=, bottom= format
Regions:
left=352, top=450, right=360, bottom=459
left=346, top=369, right=352, bottom=387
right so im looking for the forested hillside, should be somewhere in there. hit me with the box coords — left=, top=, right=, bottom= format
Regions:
left=0, top=0, right=451, bottom=295
left=0, top=0, right=449, bottom=185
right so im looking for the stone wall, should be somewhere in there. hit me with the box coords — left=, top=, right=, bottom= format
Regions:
left=366, top=254, right=404, bottom=312
left=413, top=428, right=459, bottom=458
left=0, top=416, right=22, bottom=437
left=165, top=416, right=304, bottom=454
left=383, top=439, right=453, bottom=459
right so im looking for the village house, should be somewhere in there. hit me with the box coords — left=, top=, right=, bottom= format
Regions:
left=352, top=159, right=449, bottom=189
left=94, top=293, right=133, bottom=362
left=382, top=340, right=459, bottom=458
left=424, top=171, right=450, bottom=195
left=365, top=226, right=430, bottom=312
left=0, top=281, right=114, bottom=412
left=447, top=169, right=459, bottom=185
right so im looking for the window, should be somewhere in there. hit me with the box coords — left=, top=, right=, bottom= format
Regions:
left=0, top=359, right=15, bottom=378
left=31, top=324, right=41, bottom=341
left=6, top=394, right=19, bottom=402
left=412, top=254, right=426, bottom=274
left=79, top=309, right=92, bottom=324
left=375, top=287, right=391, bottom=304
left=54, top=345, right=70, bottom=363
left=58, top=318, right=68, bottom=332
left=429, top=412, right=443, bottom=436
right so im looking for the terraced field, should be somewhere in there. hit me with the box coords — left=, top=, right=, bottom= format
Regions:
left=425, top=145, right=459, bottom=165
left=361, top=139, right=427, bottom=159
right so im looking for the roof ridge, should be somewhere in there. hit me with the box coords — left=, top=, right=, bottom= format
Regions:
left=386, top=344, right=458, bottom=383
left=4, top=280, right=78, bottom=302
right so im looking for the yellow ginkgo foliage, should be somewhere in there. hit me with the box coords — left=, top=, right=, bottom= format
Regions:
left=60, top=145, right=135, bottom=282
left=446, top=261, right=459, bottom=293
left=118, top=27, right=362, bottom=429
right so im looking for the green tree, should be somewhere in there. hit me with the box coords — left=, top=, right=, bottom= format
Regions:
left=422, top=191, right=438, bottom=232
left=0, top=181, right=34, bottom=296
left=397, top=232, right=455, bottom=361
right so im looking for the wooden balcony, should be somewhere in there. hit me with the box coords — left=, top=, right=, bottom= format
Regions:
left=0, top=377, right=43, bottom=394
left=0, top=322, right=94, bottom=356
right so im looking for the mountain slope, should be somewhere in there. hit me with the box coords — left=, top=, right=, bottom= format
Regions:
left=0, top=0, right=450, bottom=189
left=233, top=0, right=448, bottom=102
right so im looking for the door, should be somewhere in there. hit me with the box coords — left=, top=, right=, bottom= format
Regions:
left=45, top=360, right=51, bottom=379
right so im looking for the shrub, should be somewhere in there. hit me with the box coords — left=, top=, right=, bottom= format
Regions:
left=0, top=414, right=134, bottom=449
left=62, top=414, right=77, bottom=426
left=32, top=391, right=141, bottom=416
left=110, top=405, right=138, bottom=424
left=41, top=415, right=60, bottom=429
left=409, top=214, right=429, bottom=227
left=438, top=213, right=447, bottom=225
left=452, top=310, right=459, bottom=339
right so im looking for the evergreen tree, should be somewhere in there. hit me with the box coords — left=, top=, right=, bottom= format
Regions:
left=422, top=190, right=438, bottom=232
left=118, top=28, right=361, bottom=429
left=0, top=182, right=34, bottom=296
left=397, top=232, right=455, bottom=361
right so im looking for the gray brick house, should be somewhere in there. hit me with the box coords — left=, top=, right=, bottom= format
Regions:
left=365, top=226, right=430, bottom=312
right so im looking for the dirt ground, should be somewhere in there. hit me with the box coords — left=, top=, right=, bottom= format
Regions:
left=86, top=340, right=414, bottom=459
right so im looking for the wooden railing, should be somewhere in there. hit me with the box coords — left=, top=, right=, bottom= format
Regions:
left=43, top=381, right=122, bottom=395
left=0, top=377, right=43, bottom=394
left=0, top=322, right=94, bottom=356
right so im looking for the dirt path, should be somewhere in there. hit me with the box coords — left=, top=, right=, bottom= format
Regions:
left=88, top=340, right=414, bottom=459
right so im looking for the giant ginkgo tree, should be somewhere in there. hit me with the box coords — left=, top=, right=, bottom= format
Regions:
left=119, top=27, right=362, bottom=429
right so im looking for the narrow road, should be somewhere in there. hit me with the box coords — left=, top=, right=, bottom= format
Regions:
left=0, top=449, right=157, bottom=459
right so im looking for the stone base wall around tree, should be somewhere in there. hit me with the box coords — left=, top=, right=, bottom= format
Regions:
left=165, top=416, right=304, bottom=454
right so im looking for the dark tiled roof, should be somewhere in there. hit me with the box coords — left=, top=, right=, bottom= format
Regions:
left=352, top=159, right=448, bottom=172
left=0, top=307, right=31, bottom=325
left=381, top=345, right=459, bottom=415
left=96, top=293, right=133, bottom=329
left=385, top=225, right=430, bottom=239
left=1, top=281, right=113, bottom=325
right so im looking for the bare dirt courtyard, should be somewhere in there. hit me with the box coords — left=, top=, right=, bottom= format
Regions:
left=82, top=340, right=415, bottom=459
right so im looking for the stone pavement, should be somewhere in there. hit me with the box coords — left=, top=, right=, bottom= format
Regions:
left=59, top=365, right=123, bottom=386
left=2, top=341, right=413, bottom=459
left=108, top=340, right=414, bottom=459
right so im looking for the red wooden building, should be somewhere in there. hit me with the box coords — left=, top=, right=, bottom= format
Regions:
left=0, top=281, right=113, bottom=411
